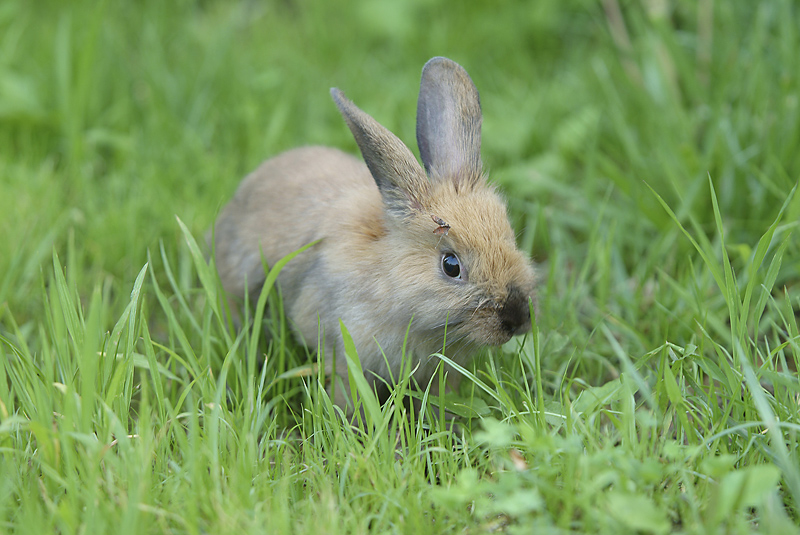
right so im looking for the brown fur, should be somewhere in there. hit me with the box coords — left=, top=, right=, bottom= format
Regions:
left=212, top=57, right=537, bottom=411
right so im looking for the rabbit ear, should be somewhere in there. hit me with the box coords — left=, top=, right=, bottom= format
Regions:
left=416, top=57, right=483, bottom=187
left=331, top=88, right=429, bottom=216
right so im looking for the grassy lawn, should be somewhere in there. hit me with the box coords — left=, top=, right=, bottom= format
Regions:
left=2, top=0, right=800, bottom=532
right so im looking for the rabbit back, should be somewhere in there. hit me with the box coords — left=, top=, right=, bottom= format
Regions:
left=213, top=146, right=377, bottom=304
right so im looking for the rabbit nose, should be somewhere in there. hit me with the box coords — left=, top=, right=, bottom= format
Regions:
left=499, top=286, right=532, bottom=335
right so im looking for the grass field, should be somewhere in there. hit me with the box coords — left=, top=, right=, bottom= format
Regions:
left=2, top=0, right=800, bottom=533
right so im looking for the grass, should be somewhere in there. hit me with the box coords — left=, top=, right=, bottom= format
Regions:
left=1, top=0, right=800, bottom=532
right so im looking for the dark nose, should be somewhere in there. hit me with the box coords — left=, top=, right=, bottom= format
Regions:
left=499, top=286, right=532, bottom=335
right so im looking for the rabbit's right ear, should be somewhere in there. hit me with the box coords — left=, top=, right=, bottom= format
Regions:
left=416, top=57, right=483, bottom=187
left=331, top=88, right=429, bottom=218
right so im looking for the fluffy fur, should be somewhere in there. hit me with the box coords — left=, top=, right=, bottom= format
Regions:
left=213, top=57, right=537, bottom=409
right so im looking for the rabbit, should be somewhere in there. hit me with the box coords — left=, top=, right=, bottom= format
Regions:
left=212, top=57, right=537, bottom=411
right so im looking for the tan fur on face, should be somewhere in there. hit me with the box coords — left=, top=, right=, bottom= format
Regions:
left=382, top=178, right=537, bottom=347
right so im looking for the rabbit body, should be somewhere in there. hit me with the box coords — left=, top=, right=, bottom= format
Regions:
left=213, top=58, right=537, bottom=408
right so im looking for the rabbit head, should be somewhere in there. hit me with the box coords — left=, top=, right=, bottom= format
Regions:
left=329, top=57, right=536, bottom=354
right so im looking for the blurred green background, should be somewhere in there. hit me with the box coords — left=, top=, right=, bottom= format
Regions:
left=3, top=0, right=797, bottom=326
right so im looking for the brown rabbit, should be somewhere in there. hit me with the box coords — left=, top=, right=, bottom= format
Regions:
left=213, top=57, right=537, bottom=409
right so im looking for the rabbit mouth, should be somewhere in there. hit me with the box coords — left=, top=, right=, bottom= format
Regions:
left=426, top=286, right=533, bottom=348
left=460, top=288, right=534, bottom=345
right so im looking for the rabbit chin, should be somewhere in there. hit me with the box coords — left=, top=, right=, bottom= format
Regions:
left=465, top=322, right=520, bottom=347
left=431, top=320, right=520, bottom=353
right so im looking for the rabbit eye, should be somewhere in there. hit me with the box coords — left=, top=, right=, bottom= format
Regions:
left=441, top=253, right=462, bottom=280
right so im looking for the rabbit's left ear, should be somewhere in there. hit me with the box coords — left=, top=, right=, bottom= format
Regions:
left=331, top=88, right=430, bottom=217
left=416, top=57, right=483, bottom=187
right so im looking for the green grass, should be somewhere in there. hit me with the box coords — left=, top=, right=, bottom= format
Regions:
left=2, top=0, right=800, bottom=532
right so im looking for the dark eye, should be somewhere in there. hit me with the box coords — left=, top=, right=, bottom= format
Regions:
left=441, top=253, right=462, bottom=279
